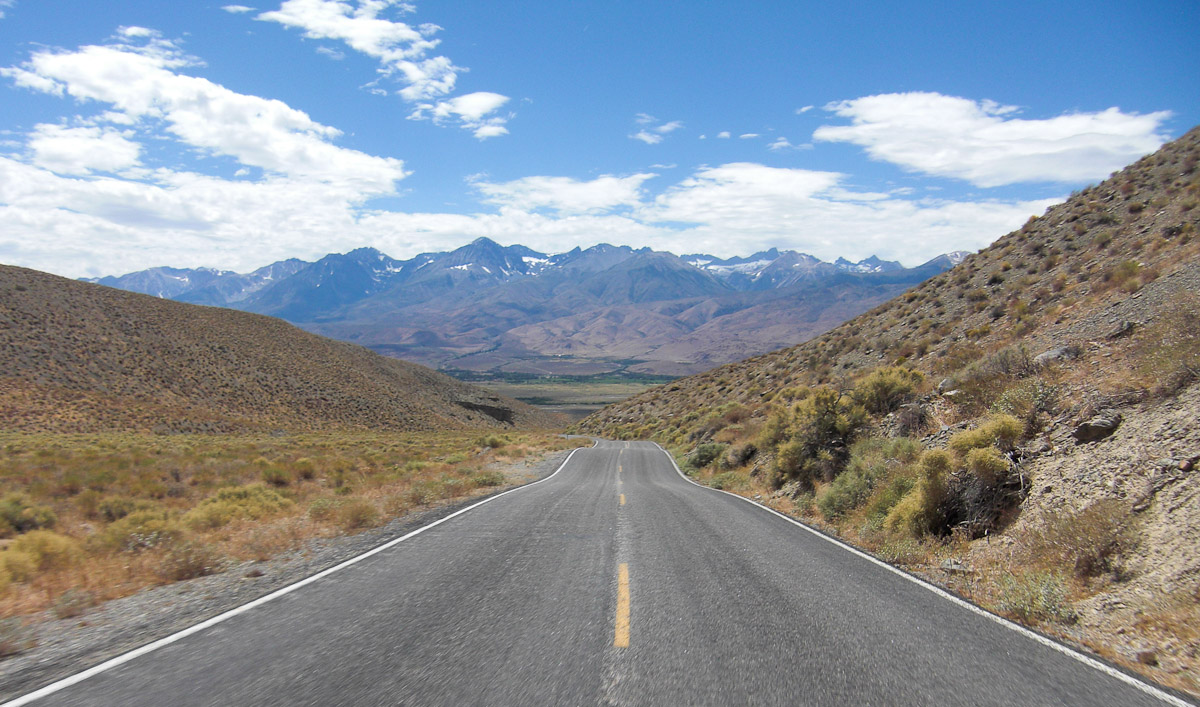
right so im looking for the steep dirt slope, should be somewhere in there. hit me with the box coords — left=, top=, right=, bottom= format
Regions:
left=0, top=265, right=556, bottom=433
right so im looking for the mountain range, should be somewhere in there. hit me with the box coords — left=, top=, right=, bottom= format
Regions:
left=87, top=242, right=967, bottom=377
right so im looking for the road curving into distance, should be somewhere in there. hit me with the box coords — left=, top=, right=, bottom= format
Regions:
left=7, top=440, right=1191, bottom=706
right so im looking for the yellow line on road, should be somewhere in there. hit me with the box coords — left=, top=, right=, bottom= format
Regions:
left=620, top=493, right=625, bottom=506
left=615, top=563, right=630, bottom=647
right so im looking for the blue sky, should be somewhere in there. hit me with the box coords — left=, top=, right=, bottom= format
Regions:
left=1, top=0, right=1196, bottom=278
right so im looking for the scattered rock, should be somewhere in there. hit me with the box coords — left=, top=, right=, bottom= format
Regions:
left=1136, top=650, right=1159, bottom=667
left=1106, top=320, right=1137, bottom=339
left=1034, top=346, right=1078, bottom=367
left=937, top=377, right=955, bottom=393
left=1073, top=410, right=1123, bottom=443
left=940, top=558, right=973, bottom=574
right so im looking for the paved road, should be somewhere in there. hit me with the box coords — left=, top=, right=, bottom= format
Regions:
left=12, top=441, right=1187, bottom=706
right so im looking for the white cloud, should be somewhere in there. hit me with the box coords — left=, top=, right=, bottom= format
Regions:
left=471, top=173, right=656, bottom=215
left=3, top=32, right=407, bottom=191
left=796, top=105, right=813, bottom=114
left=716, top=131, right=730, bottom=139
left=28, top=124, right=142, bottom=174
left=257, top=0, right=455, bottom=101
left=255, top=0, right=513, bottom=137
left=814, top=91, right=1172, bottom=187
left=0, top=0, right=13, bottom=20
left=411, top=91, right=511, bottom=139
left=630, top=130, right=662, bottom=145
left=629, top=114, right=682, bottom=144
left=315, top=46, right=346, bottom=60
left=739, top=133, right=760, bottom=139
left=634, top=162, right=1056, bottom=263
left=222, top=5, right=257, bottom=13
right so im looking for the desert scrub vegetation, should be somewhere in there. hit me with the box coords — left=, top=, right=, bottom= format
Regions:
left=0, top=430, right=584, bottom=623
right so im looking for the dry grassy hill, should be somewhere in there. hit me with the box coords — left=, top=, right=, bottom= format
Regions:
left=0, top=265, right=557, bottom=433
left=578, top=125, right=1200, bottom=695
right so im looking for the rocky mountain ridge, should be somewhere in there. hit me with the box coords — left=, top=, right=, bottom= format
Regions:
left=86, top=242, right=963, bottom=377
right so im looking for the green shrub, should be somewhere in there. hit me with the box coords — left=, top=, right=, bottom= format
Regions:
left=853, top=366, right=925, bottom=415
left=307, top=497, right=344, bottom=522
left=965, top=447, right=1009, bottom=483
left=816, top=437, right=921, bottom=520
left=691, top=443, right=728, bottom=469
left=97, top=497, right=157, bottom=522
left=479, top=435, right=506, bottom=449
left=10, top=530, right=83, bottom=570
left=99, top=511, right=183, bottom=552
left=0, top=493, right=57, bottom=535
left=183, top=485, right=292, bottom=530
left=883, top=450, right=950, bottom=538
left=948, top=414, right=1022, bottom=455
left=470, top=470, right=506, bottom=487
left=0, top=551, right=36, bottom=583
left=772, top=388, right=867, bottom=487
left=293, top=458, right=317, bottom=481
left=261, top=466, right=292, bottom=487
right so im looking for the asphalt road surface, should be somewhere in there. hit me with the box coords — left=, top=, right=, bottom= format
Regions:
left=10, top=440, right=1189, bottom=706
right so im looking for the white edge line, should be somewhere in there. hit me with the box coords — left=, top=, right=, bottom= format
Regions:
left=652, top=442, right=1194, bottom=707
left=2, top=443, right=596, bottom=707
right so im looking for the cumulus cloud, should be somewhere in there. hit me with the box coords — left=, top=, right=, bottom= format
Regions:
left=630, top=114, right=683, bottom=144
left=221, top=5, right=256, bottom=13
left=254, top=0, right=513, bottom=136
left=634, top=162, right=1056, bottom=262
left=471, top=173, right=656, bottom=215
left=410, top=91, right=511, bottom=139
left=716, top=131, right=730, bottom=139
left=814, top=92, right=1172, bottom=187
left=28, top=124, right=142, bottom=174
left=257, top=0, right=453, bottom=100
left=767, top=137, right=809, bottom=152
left=3, top=30, right=407, bottom=191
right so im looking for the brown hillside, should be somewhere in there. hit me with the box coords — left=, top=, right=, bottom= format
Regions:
left=577, top=126, right=1200, bottom=694
left=0, top=265, right=556, bottom=433
left=581, top=125, right=1200, bottom=431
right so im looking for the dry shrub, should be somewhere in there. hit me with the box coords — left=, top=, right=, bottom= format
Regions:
left=10, top=530, right=83, bottom=570
left=159, top=542, right=224, bottom=581
left=337, top=500, right=379, bottom=530
left=996, top=571, right=1077, bottom=624
left=0, top=618, right=34, bottom=657
left=51, top=588, right=95, bottom=618
left=1021, top=499, right=1135, bottom=578
left=1136, top=293, right=1200, bottom=395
